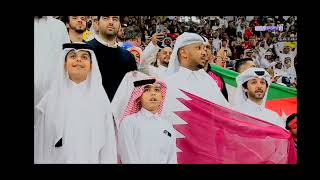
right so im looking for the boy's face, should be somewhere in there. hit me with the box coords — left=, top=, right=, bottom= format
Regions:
left=139, top=84, right=163, bottom=113
left=64, top=50, right=92, bottom=83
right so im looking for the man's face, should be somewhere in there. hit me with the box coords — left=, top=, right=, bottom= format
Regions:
left=159, top=47, right=172, bottom=67
left=283, top=46, right=290, bottom=54
left=245, top=78, right=268, bottom=101
left=132, top=37, right=142, bottom=47
left=229, top=22, right=234, bottom=28
left=204, top=44, right=213, bottom=59
left=239, top=61, right=256, bottom=73
left=145, top=37, right=151, bottom=45
left=117, top=26, right=124, bottom=38
left=91, top=16, right=99, bottom=33
left=223, top=33, right=228, bottom=39
left=284, top=59, right=292, bottom=68
left=173, top=20, right=177, bottom=25
left=98, top=16, right=120, bottom=37
left=184, top=42, right=208, bottom=69
left=265, top=54, right=272, bottom=61
left=275, top=62, right=283, bottom=69
left=215, top=56, right=226, bottom=68
left=264, top=32, right=270, bottom=39
left=64, top=50, right=92, bottom=83
left=209, top=38, right=213, bottom=45
left=222, top=40, right=227, bottom=47
left=67, top=16, right=87, bottom=33
left=123, top=16, right=129, bottom=23
left=213, top=32, right=218, bottom=38
left=140, top=84, right=163, bottom=113
left=246, top=52, right=253, bottom=58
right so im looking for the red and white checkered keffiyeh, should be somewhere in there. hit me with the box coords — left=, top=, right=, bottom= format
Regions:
left=119, top=77, right=167, bottom=124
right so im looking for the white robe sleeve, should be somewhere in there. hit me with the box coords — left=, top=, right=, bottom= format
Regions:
left=34, top=109, right=45, bottom=163
left=99, top=111, right=118, bottom=164
left=34, top=93, right=49, bottom=163
left=274, top=42, right=282, bottom=57
left=118, top=118, right=140, bottom=163
left=140, top=42, right=160, bottom=75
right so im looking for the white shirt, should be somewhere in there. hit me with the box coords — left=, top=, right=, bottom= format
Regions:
left=118, top=108, right=177, bottom=164
left=149, top=65, right=168, bottom=80
left=219, top=18, right=228, bottom=29
left=140, top=42, right=161, bottom=75
left=164, top=67, right=230, bottom=108
left=234, top=99, right=286, bottom=129
left=274, top=43, right=297, bottom=66
left=212, top=38, right=221, bottom=52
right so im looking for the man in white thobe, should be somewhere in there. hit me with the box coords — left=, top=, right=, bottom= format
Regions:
left=232, top=67, right=286, bottom=129
left=164, top=32, right=230, bottom=108
left=34, top=16, right=70, bottom=108
left=274, top=42, right=297, bottom=67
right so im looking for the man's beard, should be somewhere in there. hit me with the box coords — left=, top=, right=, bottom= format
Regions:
left=75, top=28, right=86, bottom=33
left=249, top=90, right=265, bottom=100
left=105, top=29, right=118, bottom=36
left=197, top=64, right=205, bottom=69
left=160, top=60, right=169, bottom=67
left=70, top=25, right=86, bottom=33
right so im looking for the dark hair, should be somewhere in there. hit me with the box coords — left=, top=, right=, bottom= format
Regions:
left=60, top=16, right=88, bottom=29
left=286, top=113, right=297, bottom=130
left=97, top=16, right=123, bottom=22
left=60, top=16, right=69, bottom=24
left=124, top=25, right=142, bottom=40
left=234, top=58, right=254, bottom=72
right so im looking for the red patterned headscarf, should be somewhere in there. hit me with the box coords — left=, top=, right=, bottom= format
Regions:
left=119, top=77, right=167, bottom=124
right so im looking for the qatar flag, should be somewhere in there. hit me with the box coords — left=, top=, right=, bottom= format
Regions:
left=164, top=89, right=297, bottom=164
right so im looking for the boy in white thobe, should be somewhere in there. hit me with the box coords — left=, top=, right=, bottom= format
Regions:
left=118, top=78, right=177, bottom=164
left=34, top=43, right=117, bottom=164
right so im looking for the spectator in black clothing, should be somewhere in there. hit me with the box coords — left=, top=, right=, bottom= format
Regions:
left=225, top=21, right=237, bottom=38
left=86, top=16, right=137, bottom=101
left=234, top=58, right=256, bottom=73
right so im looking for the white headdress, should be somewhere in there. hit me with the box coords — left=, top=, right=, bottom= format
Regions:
left=166, top=32, right=206, bottom=75
left=233, top=67, right=271, bottom=107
